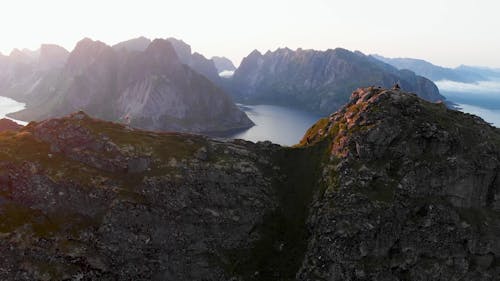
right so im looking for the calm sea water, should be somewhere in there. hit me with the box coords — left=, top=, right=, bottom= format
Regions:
left=228, top=104, right=323, bottom=146
left=3, top=89, right=498, bottom=144
left=436, top=79, right=500, bottom=127
left=455, top=103, right=500, bottom=127
left=440, top=90, right=500, bottom=127
left=0, top=96, right=27, bottom=125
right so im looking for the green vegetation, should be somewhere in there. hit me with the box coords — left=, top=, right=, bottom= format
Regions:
left=224, top=138, right=331, bottom=280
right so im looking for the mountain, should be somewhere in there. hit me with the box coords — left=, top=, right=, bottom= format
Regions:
left=0, top=44, right=68, bottom=104
left=296, top=87, right=500, bottom=280
left=112, top=36, right=151, bottom=52
left=6, top=38, right=252, bottom=134
left=371, top=54, right=485, bottom=82
left=112, top=37, right=223, bottom=86
left=38, top=44, right=70, bottom=70
left=0, top=118, right=22, bottom=132
left=455, top=65, right=500, bottom=80
left=372, top=55, right=500, bottom=83
left=165, top=38, right=222, bottom=86
left=1, top=88, right=499, bottom=280
left=211, top=56, right=236, bottom=72
left=229, top=48, right=444, bottom=114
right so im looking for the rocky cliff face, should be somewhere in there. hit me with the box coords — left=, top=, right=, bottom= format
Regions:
left=230, top=48, right=445, bottom=115
left=298, top=87, right=500, bottom=280
left=1, top=88, right=499, bottom=280
left=0, top=44, right=68, bottom=104
left=166, top=38, right=222, bottom=86
left=0, top=111, right=288, bottom=280
left=112, top=37, right=222, bottom=86
left=6, top=38, right=252, bottom=134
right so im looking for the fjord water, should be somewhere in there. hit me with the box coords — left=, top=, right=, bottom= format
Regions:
left=0, top=96, right=27, bottom=125
left=437, top=79, right=500, bottom=127
left=228, top=104, right=323, bottom=146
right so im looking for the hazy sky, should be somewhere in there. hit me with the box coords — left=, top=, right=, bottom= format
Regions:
left=1, top=0, right=499, bottom=67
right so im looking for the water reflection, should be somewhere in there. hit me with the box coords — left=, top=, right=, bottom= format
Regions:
left=228, top=104, right=323, bottom=146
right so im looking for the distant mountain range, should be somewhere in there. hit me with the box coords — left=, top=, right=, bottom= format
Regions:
left=228, top=48, right=444, bottom=115
left=0, top=38, right=253, bottom=133
left=372, top=54, right=500, bottom=83
left=1, top=37, right=466, bottom=132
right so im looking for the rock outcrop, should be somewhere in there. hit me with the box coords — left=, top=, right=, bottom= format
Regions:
left=298, top=87, right=500, bottom=280
left=1, top=87, right=500, bottom=280
left=0, top=118, right=22, bottom=132
left=229, top=48, right=445, bottom=115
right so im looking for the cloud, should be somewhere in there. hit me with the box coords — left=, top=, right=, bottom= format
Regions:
left=219, top=70, right=234, bottom=78
left=435, top=80, right=500, bottom=95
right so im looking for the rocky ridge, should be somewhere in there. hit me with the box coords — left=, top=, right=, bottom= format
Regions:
left=0, top=88, right=499, bottom=280
left=0, top=118, right=22, bottom=132
left=298, top=87, right=500, bottom=280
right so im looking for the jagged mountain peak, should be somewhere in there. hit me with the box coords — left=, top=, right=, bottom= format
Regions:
left=145, top=38, right=179, bottom=59
left=166, top=37, right=192, bottom=62
left=38, top=44, right=69, bottom=69
left=8, top=48, right=33, bottom=64
left=69, top=38, right=113, bottom=61
left=65, top=38, right=115, bottom=72
left=248, top=49, right=263, bottom=57
left=112, top=36, right=152, bottom=52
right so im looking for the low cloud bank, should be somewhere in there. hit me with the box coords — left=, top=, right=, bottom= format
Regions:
left=435, top=80, right=500, bottom=95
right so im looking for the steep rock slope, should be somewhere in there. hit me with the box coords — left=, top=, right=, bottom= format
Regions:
left=0, top=112, right=284, bottom=280
left=8, top=39, right=252, bottom=133
left=112, top=37, right=222, bottom=85
left=298, top=87, right=500, bottom=280
left=0, top=44, right=69, bottom=103
left=230, top=48, right=444, bottom=114
left=166, top=38, right=222, bottom=86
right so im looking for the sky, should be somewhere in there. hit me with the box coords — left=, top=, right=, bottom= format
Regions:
left=0, top=0, right=499, bottom=68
